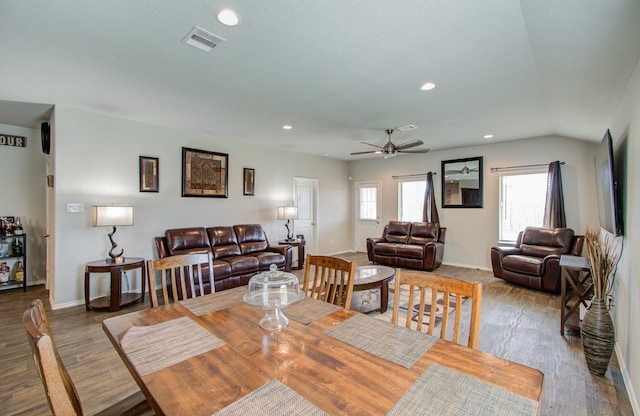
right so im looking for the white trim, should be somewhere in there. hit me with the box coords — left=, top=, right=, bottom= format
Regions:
left=615, top=344, right=640, bottom=415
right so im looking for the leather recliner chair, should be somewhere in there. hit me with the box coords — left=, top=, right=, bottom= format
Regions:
left=491, top=226, right=584, bottom=293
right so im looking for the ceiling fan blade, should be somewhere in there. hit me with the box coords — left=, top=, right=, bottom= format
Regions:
left=398, top=148, right=430, bottom=154
left=361, top=141, right=384, bottom=149
left=395, top=139, right=424, bottom=150
left=350, top=150, right=380, bottom=155
left=445, top=169, right=460, bottom=174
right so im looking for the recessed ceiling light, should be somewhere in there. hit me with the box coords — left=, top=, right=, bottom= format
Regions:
left=419, top=82, right=436, bottom=91
left=484, top=134, right=494, bottom=139
left=282, top=125, right=292, bottom=130
left=217, top=9, right=240, bottom=26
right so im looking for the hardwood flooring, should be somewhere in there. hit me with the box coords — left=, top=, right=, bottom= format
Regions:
left=0, top=252, right=634, bottom=415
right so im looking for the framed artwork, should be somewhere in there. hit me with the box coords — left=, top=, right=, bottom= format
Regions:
left=243, top=168, right=255, bottom=196
left=182, top=147, right=229, bottom=198
left=139, top=156, right=159, bottom=192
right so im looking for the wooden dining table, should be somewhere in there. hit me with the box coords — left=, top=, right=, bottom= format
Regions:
left=103, top=287, right=543, bottom=415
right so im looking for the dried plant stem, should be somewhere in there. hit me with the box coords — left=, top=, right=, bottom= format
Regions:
left=584, top=227, right=621, bottom=299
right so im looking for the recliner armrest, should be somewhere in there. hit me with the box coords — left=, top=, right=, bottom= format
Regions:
left=366, top=238, right=384, bottom=261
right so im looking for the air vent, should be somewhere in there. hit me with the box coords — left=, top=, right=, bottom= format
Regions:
left=397, top=124, right=418, bottom=132
left=182, top=26, right=226, bottom=52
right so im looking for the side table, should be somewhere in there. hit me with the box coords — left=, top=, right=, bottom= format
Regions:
left=559, top=255, right=593, bottom=334
left=279, top=240, right=306, bottom=270
left=84, top=257, right=146, bottom=312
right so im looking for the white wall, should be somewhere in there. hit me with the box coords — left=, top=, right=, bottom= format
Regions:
left=349, top=135, right=600, bottom=269
left=50, top=107, right=352, bottom=307
left=0, top=123, right=47, bottom=284
left=610, top=59, right=640, bottom=413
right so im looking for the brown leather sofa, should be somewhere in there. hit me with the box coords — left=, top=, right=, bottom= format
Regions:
left=491, top=226, right=584, bottom=293
left=366, top=221, right=446, bottom=271
left=154, top=224, right=292, bottom=292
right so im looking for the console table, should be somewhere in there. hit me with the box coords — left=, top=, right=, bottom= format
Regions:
left=559, top=255, right=593, bottom=334
left=84, top=257, right=146, bottom=312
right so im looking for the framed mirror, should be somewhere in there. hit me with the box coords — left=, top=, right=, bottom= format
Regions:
left=441, top=156, right=483, bottom=208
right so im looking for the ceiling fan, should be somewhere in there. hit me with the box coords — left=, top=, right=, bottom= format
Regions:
left=350, top=129, right=430, bottom=159
left=445, top=162, right=479, bottom=175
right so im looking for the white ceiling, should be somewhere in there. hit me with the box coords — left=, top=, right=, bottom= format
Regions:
left=1, top=0, right=639, bottom=160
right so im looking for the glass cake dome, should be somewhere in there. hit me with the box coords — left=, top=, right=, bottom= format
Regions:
left=243, top=264, right=304, bottom=330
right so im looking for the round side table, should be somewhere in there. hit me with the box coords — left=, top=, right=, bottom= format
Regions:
left=84, top=257, right=146, bottom=312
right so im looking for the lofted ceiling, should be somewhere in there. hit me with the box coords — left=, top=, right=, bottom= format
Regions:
left=1, top=1, right=639, bottom=160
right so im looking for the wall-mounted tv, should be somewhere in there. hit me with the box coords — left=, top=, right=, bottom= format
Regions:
left=594, top=129, right=623, bottom=236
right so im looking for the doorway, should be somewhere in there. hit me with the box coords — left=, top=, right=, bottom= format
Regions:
left=293, top=177, right=318, bottom=262
left=354, top=181, right=382, bottom=253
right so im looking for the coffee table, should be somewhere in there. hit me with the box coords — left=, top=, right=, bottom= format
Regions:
left=349, top=265, right=395, bottom=313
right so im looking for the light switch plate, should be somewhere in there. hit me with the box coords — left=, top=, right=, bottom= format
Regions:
left=67, top=203, right=84, bottom=213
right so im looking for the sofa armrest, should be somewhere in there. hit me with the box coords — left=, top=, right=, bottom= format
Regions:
left=540, top=254, right=562, bottom=292
left=267, top=244, right=293, bottom=271
left=423, top=241, right=445, bottom=270
left=490, top=246, right=521, bottom=278
left=154, top=236, right=169, bottom=259
left=366, top=238, right=383, bottom=261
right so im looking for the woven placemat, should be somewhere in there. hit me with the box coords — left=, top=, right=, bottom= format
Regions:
left=286, top=297, right=342, bottom=324
left=120, top=316, right=225, bottom=376
left=212, top=379, right=328, bottom=416
left=387, top=363, right=539, bottom=415
left=179, top=286, right=247, bottom=316
left=323, top=313, right=437, bottom=368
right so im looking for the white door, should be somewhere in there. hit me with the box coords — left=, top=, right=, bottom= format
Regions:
left=294, top=177, right=317, bottom=263
left=354, top=182, right=383, bottom=252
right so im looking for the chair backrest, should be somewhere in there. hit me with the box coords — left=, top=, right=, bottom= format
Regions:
left=23, top=299, right=84, bottom=415
left=302, top=255, right=356, bottom=308
left=147, top=253, right=215, bottom=307
left=391, top=269, right=483, bottom=349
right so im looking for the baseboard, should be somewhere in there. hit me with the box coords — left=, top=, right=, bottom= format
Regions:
left=442, top=261, right=492, bottom=272
left=615, top=344, right=640, bottom=415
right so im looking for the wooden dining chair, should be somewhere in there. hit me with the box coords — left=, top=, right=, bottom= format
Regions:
left=391, top=268, right=483, bottom=349
left=302, top=254, right=356, bottom=308
left=23, top=299, right=153, bottom=416
left=147, top=253, right=215, bottom=307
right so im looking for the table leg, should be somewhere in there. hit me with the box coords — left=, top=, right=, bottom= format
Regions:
left=84, top=270, right=91, bottom=311
left=380, top=282, right=389, bottom=313
left=298, top=245, right=305, bottom=270
left=140, top=261, right=146, bottom=304
left=110, top=267, right=122, bottom=312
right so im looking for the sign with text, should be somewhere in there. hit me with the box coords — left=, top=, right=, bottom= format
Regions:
left=0, top=134, right=27, bottom=148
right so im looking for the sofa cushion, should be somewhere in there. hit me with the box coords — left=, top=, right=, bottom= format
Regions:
left=373, top=242, right=398, bottom=256
left=165, top=227, right=211, bottom=256
left=397, top=244, right=426, bottom=259
left=408, top=222, right=440, bottom=245
left=207, top=226, right=242, bottom=258
left=502, top=255, right=543, bottom=275
left=223, top=255, right=259, bottom=275
left=234, top=224, right=269, bottom=254
left=212, top=260, right=232, bottom=281
left=520, top=226, right=574, bottom=258
left=251, top=252, right=286, bottom=269
left=384, top=221, right=411, bottom=244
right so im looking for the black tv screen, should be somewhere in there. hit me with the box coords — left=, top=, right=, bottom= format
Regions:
left=594, top=129, right=622, bottom=236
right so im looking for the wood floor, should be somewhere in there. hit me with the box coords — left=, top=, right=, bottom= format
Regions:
left=1, top=252, right=634, bottom=415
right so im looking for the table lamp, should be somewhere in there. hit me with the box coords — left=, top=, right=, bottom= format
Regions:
left=277, top=206, right=298, bottom=242
left=92, top=206, right=134, bottom=264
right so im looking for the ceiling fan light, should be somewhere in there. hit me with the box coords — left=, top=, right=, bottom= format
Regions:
left=420, top=82, right=436, bottom=91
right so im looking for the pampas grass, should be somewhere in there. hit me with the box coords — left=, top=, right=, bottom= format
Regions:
left=584, top=227, right=621, bottom=299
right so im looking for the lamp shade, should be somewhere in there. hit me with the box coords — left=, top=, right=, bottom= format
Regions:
left=92, top=206, right=134, bottom=227
left=277, top=206, right=298, bottom=220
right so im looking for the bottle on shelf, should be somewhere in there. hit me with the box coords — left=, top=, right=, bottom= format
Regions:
left=12, top=237, right=23, bottom=256
left=14, top=261, right=24, bottom=283
left=0, top=262, right=9, bottom=283
left=13, top=217, right=23, bottom=235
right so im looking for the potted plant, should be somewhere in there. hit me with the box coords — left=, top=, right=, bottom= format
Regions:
left=581, top=227, right=622, bottom=376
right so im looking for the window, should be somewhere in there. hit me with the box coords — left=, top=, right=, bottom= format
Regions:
left=358, top=185, right=378, bottom=220
left=398, top=180, right=426, bottom=222
left=499, top=173, right=547, bottom=242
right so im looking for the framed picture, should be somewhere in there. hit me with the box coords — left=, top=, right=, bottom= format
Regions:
left=296, top=234, right=305, bottom=242
left=182, top=147, right=228, bottom=198
left=441, top=156, right=483, bottom=208
left=243, top=168, right=255, bottom=196
left=139, top=156, right=159, bottom=192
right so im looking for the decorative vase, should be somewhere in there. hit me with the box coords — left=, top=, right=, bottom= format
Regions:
left=581, top=297, right=615, bottom=376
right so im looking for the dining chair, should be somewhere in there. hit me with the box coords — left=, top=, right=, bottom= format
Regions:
left=147, top=253, right=215, bottom=307
left=391, top=268, right=483, bottom=349
left=23, top=299, right=153, bottom=416
left=302, top=254, right=356, bottom=308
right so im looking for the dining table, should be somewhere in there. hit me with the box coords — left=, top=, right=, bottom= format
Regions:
left=102, top=286, right=543, bottom=415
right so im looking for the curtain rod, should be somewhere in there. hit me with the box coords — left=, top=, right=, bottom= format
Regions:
left=392, top=172, right=437, bottom=180
left=490, top=161, right=564, bottom=173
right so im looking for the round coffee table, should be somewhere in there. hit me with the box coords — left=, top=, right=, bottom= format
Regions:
left=349, top=265, right=395, bottom=313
